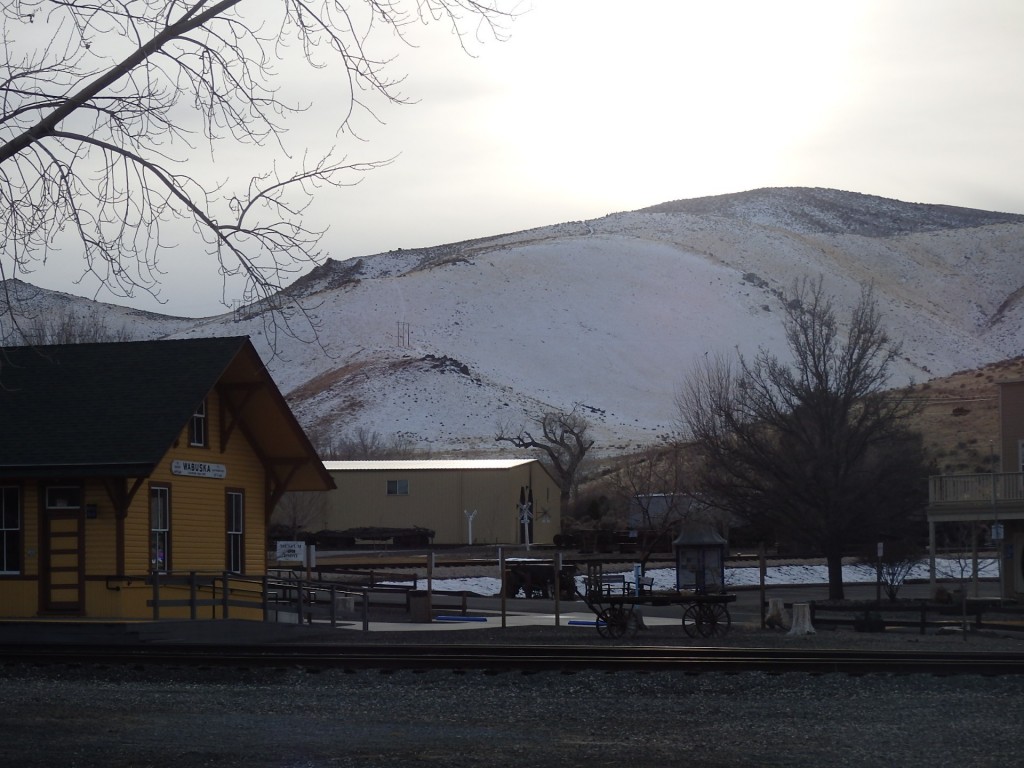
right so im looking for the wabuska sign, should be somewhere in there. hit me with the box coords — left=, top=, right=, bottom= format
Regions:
left=171, top=459, right=227, bottom=479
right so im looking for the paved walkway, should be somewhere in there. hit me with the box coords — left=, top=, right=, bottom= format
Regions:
left=320, top=579, right=1002, bottom=633
left=0, top=580, right=1001, bottom=643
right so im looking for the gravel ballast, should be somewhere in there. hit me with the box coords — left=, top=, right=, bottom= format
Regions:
left=3, top=625, right=1023, bottom=768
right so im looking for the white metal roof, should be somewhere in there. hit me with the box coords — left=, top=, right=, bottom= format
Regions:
left=322, top=459, right=537, bottom=472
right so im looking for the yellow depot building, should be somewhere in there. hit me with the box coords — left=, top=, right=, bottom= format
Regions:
left=317, top=460, right=561, bottom=546
left=0, top=336, right=332, bottom=620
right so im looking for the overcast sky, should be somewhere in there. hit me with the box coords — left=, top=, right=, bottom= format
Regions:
left=18, top=0, right=1024, bottom=317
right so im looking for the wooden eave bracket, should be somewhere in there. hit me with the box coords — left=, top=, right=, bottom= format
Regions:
left=217, top=381, right=261, bottom=452
left=101, top=476, right=146, bottom=519
left=265, top=459, right=304, bottom=514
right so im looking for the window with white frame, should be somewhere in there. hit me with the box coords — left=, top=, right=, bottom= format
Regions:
left=189, top=399, right=208, bottom=447
left=45, top=486, right=81, bottom=509
left=150, top=486, right=170, bottom=573
left=226, top=491, right=244, bottom=574
left=0, top=487, right=20, bottom=575
left=386, top=479, right=409, bottom=496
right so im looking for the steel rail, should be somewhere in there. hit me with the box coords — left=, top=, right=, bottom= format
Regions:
left=2, top=643, right=1024, bottom=676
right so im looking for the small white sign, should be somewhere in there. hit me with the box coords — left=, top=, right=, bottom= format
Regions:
left=171, top=459, right=227, bottom=479
left=276, top=541, right=307, bottom=562
left=519, top=502, right=533, bottom=524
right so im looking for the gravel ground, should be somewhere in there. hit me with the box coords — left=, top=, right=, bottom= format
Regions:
left=323, top=615, right=1024, bottom=651
left=3, top=625, right=1024, bottom=767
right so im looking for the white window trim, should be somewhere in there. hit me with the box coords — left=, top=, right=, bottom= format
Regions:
left=151, top=486, right=170, bottom=573
left=0, top=486, right=20, bottom=575
left=386, top=479, right=409, bottom=496
left=227, top=491, right=244, bottom=574
left=189, top=399, right=208, bottom=447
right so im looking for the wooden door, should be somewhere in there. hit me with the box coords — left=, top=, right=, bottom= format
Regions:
left=40, top=486, right=85, bottom=614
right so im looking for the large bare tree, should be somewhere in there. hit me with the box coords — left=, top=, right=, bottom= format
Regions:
left=0, top=0, right=512, bottom=344
left=495, top=405, right=595, bottom=518
left=676, top=278, right=929, bottom=600
left=607, top=444, right=697, bottom=570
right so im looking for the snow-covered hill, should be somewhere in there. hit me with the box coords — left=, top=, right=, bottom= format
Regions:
left=5, top=187, right=1023, bottom=457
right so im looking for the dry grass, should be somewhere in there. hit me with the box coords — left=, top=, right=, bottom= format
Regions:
left=909, top=355, right=1024, bottom=474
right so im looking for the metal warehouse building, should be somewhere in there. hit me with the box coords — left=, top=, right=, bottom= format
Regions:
left=320, top=459, right=561, bottom=546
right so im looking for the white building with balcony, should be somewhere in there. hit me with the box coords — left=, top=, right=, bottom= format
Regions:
left=927, top=380, right=1024, bottom=597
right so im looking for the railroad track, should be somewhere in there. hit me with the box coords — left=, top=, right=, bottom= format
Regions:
left=2, top=643, right=1024, bottom=675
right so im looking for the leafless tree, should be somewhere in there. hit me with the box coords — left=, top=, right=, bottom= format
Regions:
left=933, top=522, right=1000, bottom=640
left=677, top=277, right=929, bottom=600
left=271, top=491, right=329, bottom=540
left=0, top=1, right=513, bottom=347
left=308, top=424, right=422, bottom=459
left=495, top=405, right=595, bottom=517
left=3, top=304, right=133, bottom=345
left=606, top=445, right=693, bottom=569
left=854, top=537, right=925, bottom=602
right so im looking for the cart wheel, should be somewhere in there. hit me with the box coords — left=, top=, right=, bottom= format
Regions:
left=596, top=606, right=638, bottom=639
left=696, top=603, right=732, bottom=638
left=681, top=603, right=702, bottom=638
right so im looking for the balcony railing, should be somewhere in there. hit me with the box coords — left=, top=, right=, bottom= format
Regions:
left=929, top=472, right=1024, bottom=505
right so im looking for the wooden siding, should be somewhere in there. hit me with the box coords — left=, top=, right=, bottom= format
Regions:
left=82, top=484, right=117, bottom=575
left=1, top=582, right=36, bottom=615
left=1001, top=381, right=1024, bottom=472
left=122, top=392, right=268, bottom=577
left=320, top=463, right=561, bottom=545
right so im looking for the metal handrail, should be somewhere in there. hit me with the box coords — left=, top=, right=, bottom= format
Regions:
left=928, top=472, right=1024, bottom=504
left=146, top=570, right=372, bottom=629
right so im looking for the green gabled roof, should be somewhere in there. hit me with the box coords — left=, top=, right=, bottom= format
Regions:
left=0, top=337, right=332, bottom=491
left=0, top=336, right=249, bottom=476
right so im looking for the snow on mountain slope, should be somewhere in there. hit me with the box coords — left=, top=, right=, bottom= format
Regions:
left=0, top=278, right=199, bottom=338
left=279, top=233, right=779, bottom=454
left=5, top=188, right=1023, bottom=457
left=638, top=187, right=1024, bottom=235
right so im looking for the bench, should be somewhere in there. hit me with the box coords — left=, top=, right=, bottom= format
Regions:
left=591, top=573, right=655, bottom=597
left=598, top=573, right=627, bottom=596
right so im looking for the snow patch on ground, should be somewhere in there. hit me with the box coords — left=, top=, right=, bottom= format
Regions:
left=412, top=559, right=998, bottom=596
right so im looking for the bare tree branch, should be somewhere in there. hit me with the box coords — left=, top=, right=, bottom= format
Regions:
left=1, top=0, right=515, bottom=349
left=605, top=445, right=699, bottom=569
left=495, top=404, right=595, bottom=518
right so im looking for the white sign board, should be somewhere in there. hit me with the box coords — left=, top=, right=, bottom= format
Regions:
left=171, top=460, right=227, bottom=479
left=276, top=541, right=307, bottom=562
